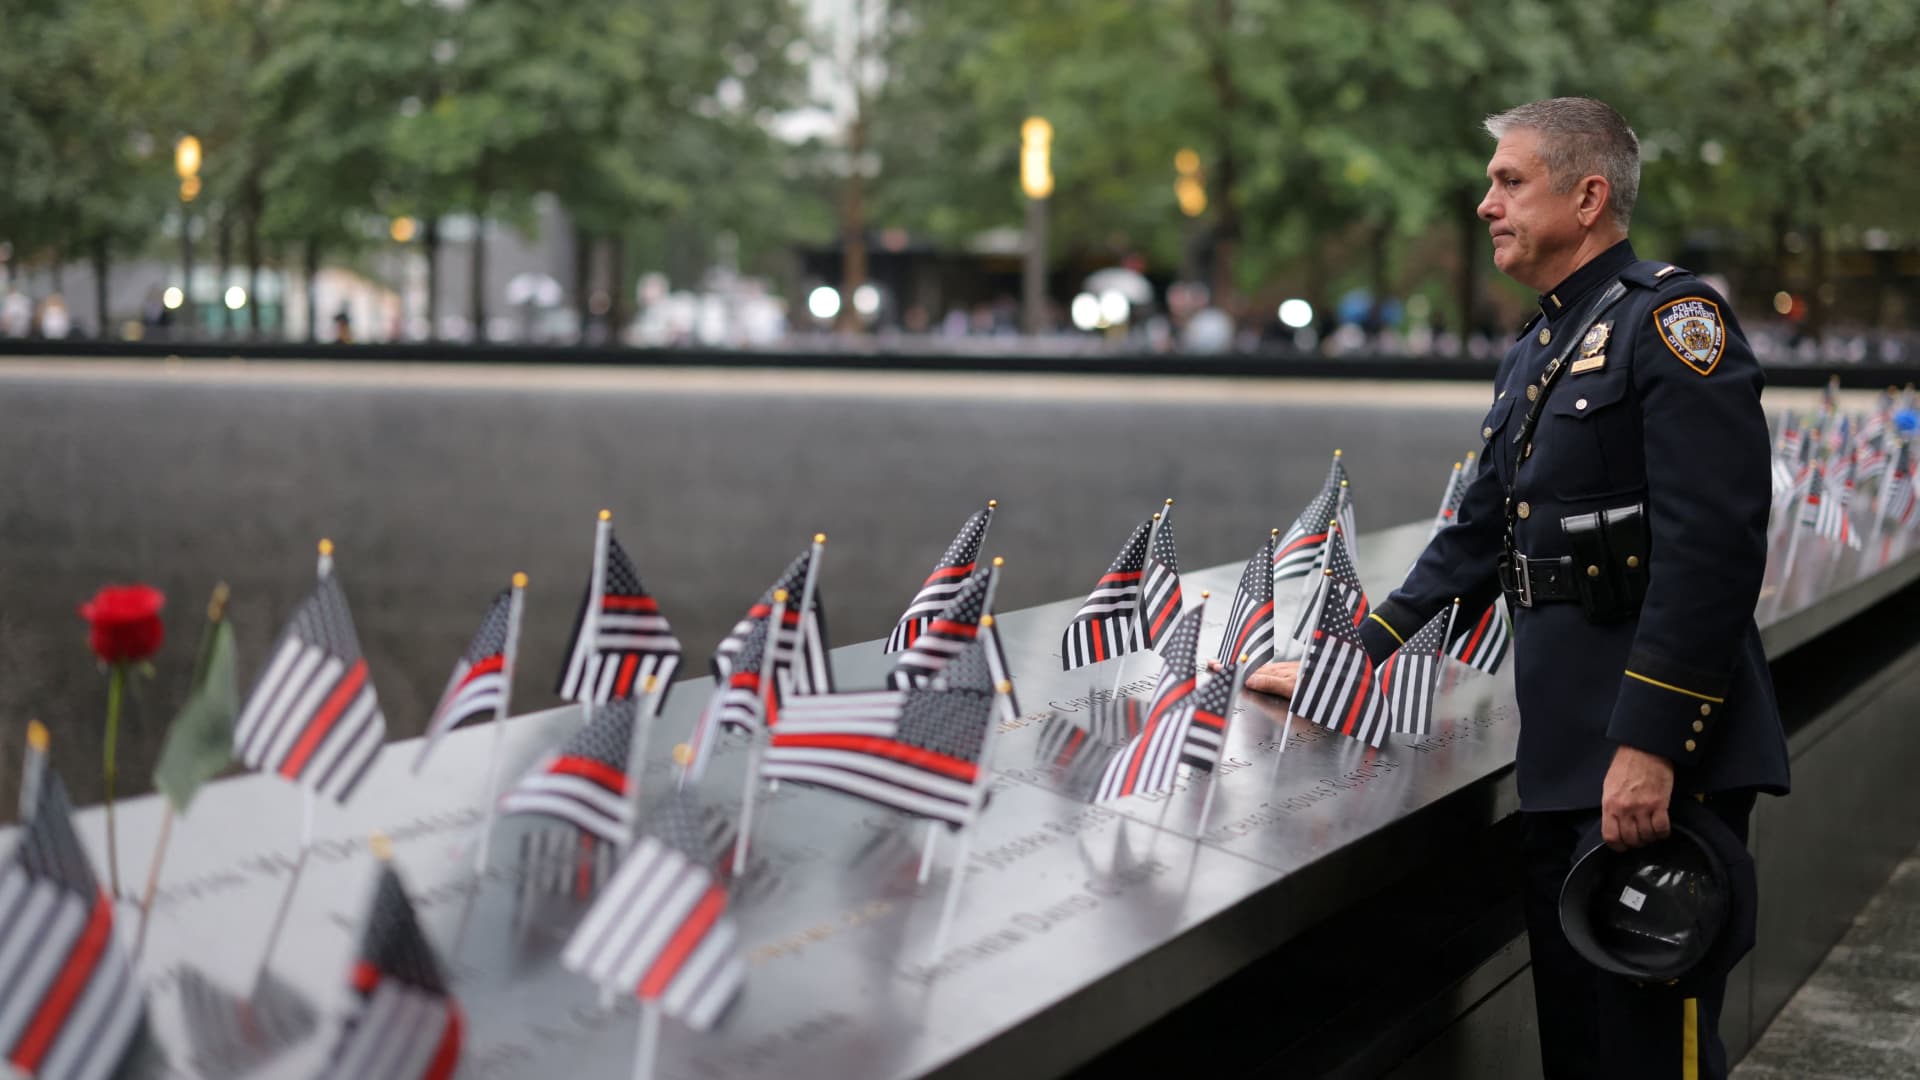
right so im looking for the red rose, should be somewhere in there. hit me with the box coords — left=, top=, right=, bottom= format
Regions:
left=79, top=585, right=166, bottom=663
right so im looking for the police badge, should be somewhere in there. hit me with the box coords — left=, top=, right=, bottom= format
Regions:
left=1570, top=321, right=1611, bottom=374
left=1654, top=297, right=1726, bottom=375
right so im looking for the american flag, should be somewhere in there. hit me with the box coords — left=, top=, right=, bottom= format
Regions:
left=1095, top=604, right=1205, bottom=801
left=557, top=533, right=682, bottom=706
left=1777, top=412, right=1803, bottom=462
left=713, top=547, right=833, bottom=697
left=1291, top=570, right=1391, bottom=748
left=1862, top=408, right=1890, bottom=448
left=1383, top=607, right=1452, bottom=736
left=886, top=505, right=993, bottom=653
left=233, top=572, right=386, bottom=803
left=318, top=863, right=463, bottom=1080
left=1140, top=513, right=1185, bottom=652
left=889, top=566, right=990, bottom=688
left=499, top=699, right=636, bottom=845
left=1799, top=469, right=1863, bottom=550
left=1770, top=455, right=1796, bottom=504
left=1060, top=518, right=1151, bottom=670
left=561, top=794, right=743, bottom=1030
left=681, top=616, right=780, bottom=786
left=1216, top=535, right=1277, bottom=668
left=1290, top=523, right=1368, bottom=645
left=414, top=587, right=514, bottom=772
left=515, top=826, right=618, bottom=906
left=1, top=752, right=144, bottom=1080
left=1335, top=480, right=1358, bottom=558
left=760, top=684, right=996, bottom=828
left=930, top=630, right=1020, bottom=725
left=1275, top=485, right=1340, bottom=582
left=1428, top=458, right=1470, bottom=541
left=1855, top=436, right=1890, bottom=488
left=1034, top=696, right=1138, bottom=802
left=1879, top=443, right=1917, bottom=529
left=176, top=965, right=316, bottom=1080
left=1180, top=656, right=1238, bottom=772
left=1447, top=600, right=1511, bottom=675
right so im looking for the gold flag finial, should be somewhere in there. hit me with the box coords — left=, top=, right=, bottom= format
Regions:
left=996, top=680, right=1014, bottom=695
left=642, top=675, right=658, bottom=694
left=598, top=509, right=612, bottom=521
left=987, top=499, right=998, bottom=509
left=513, top=571, right=529, bottom=588
left=993, top=556, right=1005, bottom=568
left=318, top=538, right=334, bottom=557
left=1201, top=589, right=1211, bottom=599
left=369, top=833, right=393, bottom=861
left=814, top=532, right=827, bottom=544
left=673, top=743, right=693, bottom=765
left=1152, top=512, right=1162, bottom=522
left=27, top=720, right=49, bottom=752
left=980, top=614, right=995, bottom=628
left=1239, top=653, right=1250, bottom=664
left=1333, top=448, right=1343, bottom=457
left=208, top=581, right=231, bottom=621
left=773, top=589, right=790, bottom=603
left=1164, top=497, right=1174, bottom=507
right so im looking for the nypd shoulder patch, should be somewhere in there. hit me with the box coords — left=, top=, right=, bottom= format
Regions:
left=1653, top=297, right=1725, bottom=376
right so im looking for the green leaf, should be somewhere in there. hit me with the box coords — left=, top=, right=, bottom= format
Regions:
left=152, top=619, right=236, bottom=814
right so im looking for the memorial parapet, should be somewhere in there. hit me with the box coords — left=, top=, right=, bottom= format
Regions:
left=12, top=516, right=1911, bottom=1080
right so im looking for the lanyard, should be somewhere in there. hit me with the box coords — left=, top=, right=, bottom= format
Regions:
left=1503, top=280, right=1631, bottom=552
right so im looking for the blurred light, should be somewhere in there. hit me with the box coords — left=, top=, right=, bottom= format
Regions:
left=1864, top=228, right=1893, bottom=251
left=224, top=286, right=247, bottom=310
left=1174, top=148, right=1200, bottom=175
left=1098, top=289, right=1130, bottom=325
left=162, top=287, right=184, bottom=310
left=1070, top=292, right=1102, bottom=331
left=174, top=135, right=201, bottom=179
left=808, top=286, right=841, bottom=320
left=1176, top=177, right=1207, bottom=217
left=1773, top=291, right=1793, bottom=316
left=1279, top=298, right=1314, bottom=329
left=1699, top=140, right=1725, bottom=166
left=1020, top=116, right=1054, bottom=200
left=852, top=283, right=881, bottom=316
left=179, top=175, right=202, bottom=203
left=390, top=216, right=418, bottom=243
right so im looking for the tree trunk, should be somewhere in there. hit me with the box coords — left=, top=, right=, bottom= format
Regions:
left=573, top=222, right=593, bottom=345
left=304, top=237, right=320, bottom=343
left=423, top=217, right=440, bottom=341
left=837, top=111, right=868, bottom=334
left=216, top=213, right=234, bottom=338
left=469, top=204, right=488, bottom=343
left=608, top=235, right=628, bottom=343
left=91, top=237, right=110, bottom=340
left=244, top=181, right=263, bottom=338
left=1369, top=217, right=1392, bottom=334
left=1457, top=184, right=1479, bottom=340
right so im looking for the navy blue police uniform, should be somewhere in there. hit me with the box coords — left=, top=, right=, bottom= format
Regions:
left=1356, top=239, right=1790, bottom=1080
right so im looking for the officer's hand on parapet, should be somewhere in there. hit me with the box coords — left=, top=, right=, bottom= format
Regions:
left=1210, top=659, right=1298, bottom=699
left=1600, top=745, right=1676, bottom=852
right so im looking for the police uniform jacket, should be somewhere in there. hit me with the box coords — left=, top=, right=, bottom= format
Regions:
left=1358, top=240, right=1791, bottom=811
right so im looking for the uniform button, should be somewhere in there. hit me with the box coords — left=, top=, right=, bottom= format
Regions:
left=1699, top=703, right=1711, bottom=716
left=1693, top=720, right=1706, bottom=733
left=1575, top=397, right=1589, bottom=410
left=1627, top=556, right=1641, bottom=569
left=1526, top=384, right=1540, bottom=402
left=1517, top=501, right=1531, bottom=519
left=1684, top=739, right=1698, bottom=753
left=1483, top=426, right=1493, bottom=439
left=1538, top=328, right=1551, bottom=345
left=1586, top=564, right=1600, bottom=577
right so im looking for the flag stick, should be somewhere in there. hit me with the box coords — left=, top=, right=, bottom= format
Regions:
left=1776, top=498, right=1807, bottom=612
left=680, top=694, right=720, bottom=790
left=135, top=581, right=231, bottom=961
left=579, top=511, right=613, bottom=701
left=1438, top=598, right=1464, bottom=695
left=916, top=823, right=939, bottom=885
left=132, top=806, right=172, bottom=964
left=1194, top=653, right=1251, bottom=839
left=251, top=844, right=310, bottom=994
left=472, top=574, right=529, bottom=876
left=926, top=676, right=1011, bottom=956
left=732, top=588, right=790, bottom=875
left=630, top=1000, right=663, bottom=1080
left=789, top=534, right=828, bottom=699
left=622, top=674, right=661, bottom=857
left=1280, top=568, right=1334, bottom=758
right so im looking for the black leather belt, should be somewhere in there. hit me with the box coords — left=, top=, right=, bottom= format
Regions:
left=1497, top=552, right=1579, bottom=608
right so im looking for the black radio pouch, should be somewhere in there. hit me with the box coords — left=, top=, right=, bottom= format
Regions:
left=1560, top=503, right=1650, bottom=623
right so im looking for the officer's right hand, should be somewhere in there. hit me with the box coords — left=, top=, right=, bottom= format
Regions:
left=1209, top=659, right=1298, bottom=698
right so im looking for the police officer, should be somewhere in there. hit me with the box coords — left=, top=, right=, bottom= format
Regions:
left=1240, top=98, right=1790, bottom=1078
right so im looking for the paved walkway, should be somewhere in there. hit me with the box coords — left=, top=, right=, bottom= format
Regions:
left=1736, top=842, right=1920, bottom=1079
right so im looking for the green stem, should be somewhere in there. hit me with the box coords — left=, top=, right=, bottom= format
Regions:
left=105, top=663, right=123, bottom=897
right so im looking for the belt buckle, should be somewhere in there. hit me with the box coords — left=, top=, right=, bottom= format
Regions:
left=1513, top=551, right=1533, bottom=608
